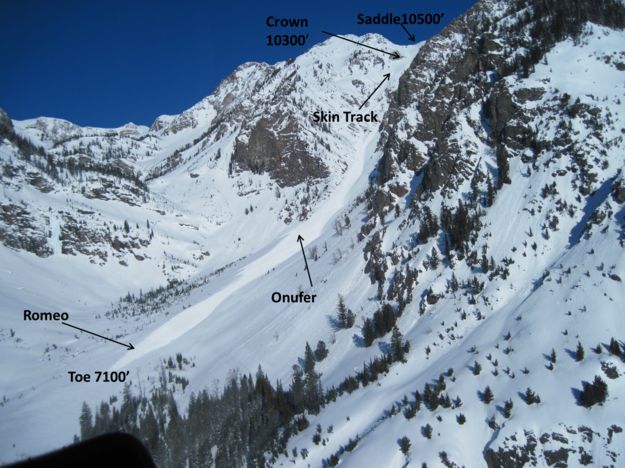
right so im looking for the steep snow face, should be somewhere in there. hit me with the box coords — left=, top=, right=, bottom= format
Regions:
left=0, top=35, right=420, bottom=462
left=2, top=0, right=625, bottom=465
left=145, top=34, right=418, bottom=261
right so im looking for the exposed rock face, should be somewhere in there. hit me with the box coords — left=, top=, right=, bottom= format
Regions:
left=376, top=1, right=501, bottom=191
left=147, top=37, right=406, bottom=191
left=0, top=204, right=52, bottom=257
left=612, top=176, right=625, bottom=203
left=231, top=114, right=328, bottom=187
left=0, top=108, right=13, bottom=133
left=487, top=87, right=522, bottom=143
left=485, top=426, right=622, bottom=467
left=58, top=211, right=148, bottom=261
left=485, top=431, right=538, bottom=467
left=375, top=0, right=625, bottom=205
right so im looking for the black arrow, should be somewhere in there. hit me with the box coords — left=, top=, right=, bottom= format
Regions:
left=400, top=23, right=416, bottom=42
left=297, top=235, right=313, bottom=287
left=62, top=321, right=135, bottom=350
left=359, top=73, right=391, bottom=110
left=322, top=31, right=400, bottom=59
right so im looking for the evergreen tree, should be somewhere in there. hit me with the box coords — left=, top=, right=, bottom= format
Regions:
left=314, top=340, right=329, bottom=362
left=549, top=348, right=557, bottom=364
left=503, top=399, right=513, bottom=418
left=575, top=341, right=585, bottom=362
left=93, top=401, right=111, bottom=435
left=523, top=387, right=541, bottom=405
left=435, top=374, right=446, bottom=393
left=423, top=384, right=433, bottom=409
left=140, top=406, right=161, bottom=462
left=398, top=436, right=411, bottom=455
left=345, top=308, right=356, bottom=328
left=303, top=342, right=316, bottom=374
left=469, top=172, right=480, bottom=206
left=418, top=206, right=439, bottom=243
left=381, top=304, right=395, bottom=336
left=79, top=402, right=93, bottom=440
left=304, top=368, right=323, bottom=414
left=579, top=375, right=608, bottom=407
left=290, top=365, right=305, bottom=412
left=430, top=247, right=440, bottom=269
left=473, top=361, right=482, bottom=375
left=449, top=273, right=459, bottom=292
left=608, top=337, right=622, bottom=356
left=165, top=397, right=184, bottom=465
left=404, top=401, right=419, bottom=419
left=485, top=174, right=495, bottom=207
left=448, top=200, right=471, bottom=253
left=362, top=318, right=375, bottom=347
left=337, top=295, right=347, bottom=328
left=255, top=365, right=273, bottom=402
left=481, top=245, right=489, bottom=273
left=390, top=326, right=406, bottom=362
left=482, top=386, right=494, bottom=404
left=120, top=383, right=138, bottom=433
left=301, top=352, right=323, bottom=415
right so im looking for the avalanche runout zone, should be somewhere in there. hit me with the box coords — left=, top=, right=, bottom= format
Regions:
left=112, top=131, right=379, bottom=370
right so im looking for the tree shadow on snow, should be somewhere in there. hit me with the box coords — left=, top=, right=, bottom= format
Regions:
left=570, top=386, right=583, bottom=406
left=564, top=348, right=577, bottom=360
left=352, top=333, right=365, bottom=348
left=568, top=177, right=614, bottom=248
left=377, top=340, right=391, bottom=355
left=326, top=314, right=342, bottom=332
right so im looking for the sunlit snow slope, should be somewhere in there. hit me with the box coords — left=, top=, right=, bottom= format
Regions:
left=0, top=35, right=419, bottom=462
left=2, top=0, right=625, bottom=465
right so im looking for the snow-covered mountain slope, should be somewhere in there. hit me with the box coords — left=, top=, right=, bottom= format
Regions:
left=271, top=1, right=625, bottom=465
left=0, top=34, right=419, bottom=462
left=2, top=0, right=625, bottom=465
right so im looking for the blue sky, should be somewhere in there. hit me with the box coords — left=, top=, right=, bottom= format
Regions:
left=0, top=0, right=476, bottom=127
